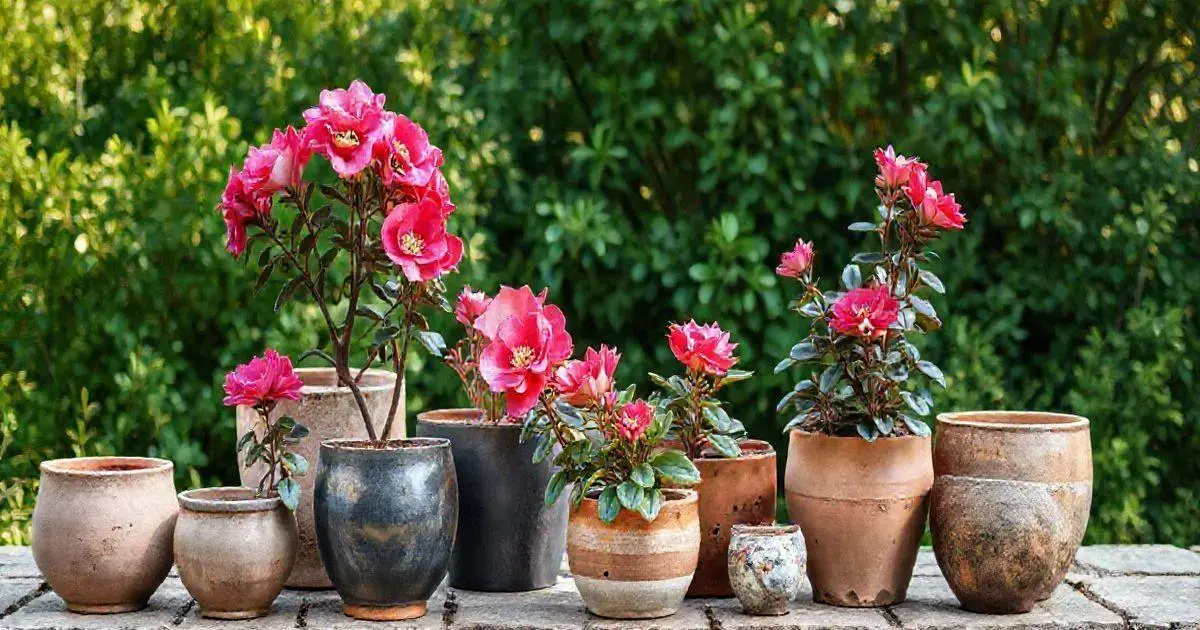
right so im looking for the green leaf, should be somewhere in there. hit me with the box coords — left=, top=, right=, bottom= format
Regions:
left=282, top=452, right=309, bottom=476
left=544, top=470, right=567, bottom=507
left=617, top=481, right=645, bottom=510
left=873, top=416, right=895, bottom=436
left=852, top=252, right=887, bottom=265
left=274, top=276, right=303, bottom=312
left=919, top=270, right=945, bottom=294
left=707, top=433, right=742, bottom=458
left=416, top=330, right=447, bottom=357
left=296, top=348, right=335, bottom=366
left=719, top=369, right=753, bottom=385
left=901, top=391, right=931, bottom=416
left=799, top=301, right=824, bottom=318
left=819, top=365, right=842, bottom=392
left=848, top=221, right=878, bottom=232
left=903, top=415, right=932, bottom=437
left=856, top=421, right=879, bottom=442
left=630, top=463, right=655, bottom=488
left=244, top=443, right=264, bottom=468
left=287, top=421, right=310, bottom=440
left=531, top=435, right=555, bottom=464
left=638, top=488, right=664, bottom=521
left=278, top=477, right=301, bottom=511
left=789, top=341, right=818, bottom=361
left=916, top=360, right=947, bottom=388
left=703, top=405, right=733, bottom=432
left=576, top=468, right=606, bottom=506
left=651, top=450, right=701, bottom=486
left=237, top=430, right=257, bottom=452
left=774, top=357, right=797, bottom=374
left=355, top=305, right=388, bottom=322
left=841, top=264, right=862, bottom=290
left=598, top=485, right=621, bottom=523
left=253, top=262, right=275, bottom=296
left=909, top=295, right=937, bottom=319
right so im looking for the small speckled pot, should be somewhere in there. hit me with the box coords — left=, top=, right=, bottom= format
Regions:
left=174, top=487, right=298, bottom=619
left=728, top=524, right=806, bottom=615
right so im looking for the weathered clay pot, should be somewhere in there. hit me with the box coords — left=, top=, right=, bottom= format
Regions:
left=174, top=487, right=298, bottom=619
left=415, top=409, right=568, bottom=592
left=784, top=430, right=932, bottom=607
left=688, top=439, right=777, bottom=597
left=313, top=438, right=457, bottom=621
left=32, top=457, right=177, bottom=613
left=728, top=524, right=806, bottom=615
left=237, top=367, right=401, bottom=589
left=567, top=489, right=700, bottom=619
left=931, top=411, right=1092, bottom=614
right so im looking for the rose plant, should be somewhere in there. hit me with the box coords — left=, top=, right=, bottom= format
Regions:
left=774, top=145, right=966, bottom=440
left=217, top=80, right=461, bottom=445
left=650, top=321, right=752, bottom=459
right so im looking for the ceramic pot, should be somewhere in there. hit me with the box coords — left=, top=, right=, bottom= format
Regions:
left=415, top=409, right=568, bottom=592
left=784, top=430, right=932, bottom=607
left=728, top=524, right=806, bottom=615
left=567, top=489, right=699, bottom=619
left=32, top=457, right=177, bottom=613
left=688, top=439, right=777, bottom=597
left=237, top=367, right=401, bottom=589
left=174, top=487, right=298, bottom=619
left=313, top=438, right=457, bottom=621
left=931, top=411, right=1092, bottom=614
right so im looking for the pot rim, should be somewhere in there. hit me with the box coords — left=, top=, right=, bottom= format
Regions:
left=40, top=456, right=173, bottom=477
left=416, top=408, right=522, bottom=428
left=696, top=438, right=775, bottom=460
left=293, top=367, right=397, bottom=395
left=178, top=486, right=282, bottom=513
left=730, top=523, right=799, bottom=536
left=788, top=428, right=931, bottom=442
left=936, top=410, right=1089, bottom=432
left=320, top=437, right=450, bottom=451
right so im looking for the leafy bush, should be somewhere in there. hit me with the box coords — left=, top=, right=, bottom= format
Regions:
left=1, top=0, right=1197, bottom=545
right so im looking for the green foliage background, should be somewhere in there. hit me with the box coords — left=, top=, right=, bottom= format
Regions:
left=1, top=0, right=1197, bottom=546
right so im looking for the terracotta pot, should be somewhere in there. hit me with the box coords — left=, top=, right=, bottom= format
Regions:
left=174, top=487, right=298, bottom=619
left=567, top=489, right=699, bottom=619
left=236, top=367, right=401, bottom=589
left=784, top=430, right=932, bottom=607
left=931, top=411, right=1092, bottom=614
left=32, top=457, right=177, bottom=613
left=728, top=524, right=806, bottom=615
left=688, top=439, right=777, bottom=597
left=416, top=409, right=568, bottom=592
left=314, top=438, right=457, bottom=621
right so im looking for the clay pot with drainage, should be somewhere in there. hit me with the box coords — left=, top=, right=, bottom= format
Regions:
left=32, top=456, right=178, bottom=613
left=931, top=411, right=1092, bottom=614
left=174, top=487, right=298, bottom=619
left=567, top=489, right=700, bottom=619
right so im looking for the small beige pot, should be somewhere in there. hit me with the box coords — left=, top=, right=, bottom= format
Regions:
left=174, top=487, right=298, bottom=619
left=32, top=457, right=178, bottom=613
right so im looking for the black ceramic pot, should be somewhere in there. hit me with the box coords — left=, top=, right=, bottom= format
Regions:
left=313, top=438, right=458, bottom=621
left=416, top=409, right=568, bottom=592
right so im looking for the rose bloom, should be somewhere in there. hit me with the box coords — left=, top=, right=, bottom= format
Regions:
left=473, top=285, right=549, bottom=341
left=374, top=112, right=444, bottom=195
left=874, top=145, right=925, bottom=191
left=222, top=349, right=304, bottom=407
left=454, top=286, right=492, bottom=327
left=903, top=168, right=966, bottom=230
left=830, top=286, right=901, bottom=339
left=667, top=320, right=738, bottom=375
left=616, top=399, right=654, bottom=442
left=241, top=126, right=311, bottom=197
left=553, top=345, right=621, bottom=407
left=219, top=167, right=272, bottom=257
left=776, top=238, right=815, bottom=279
left=476, top=286, right=573, bottom=417
left=302, top=80, right=388, bottom=178
left=381, top=196, right=464, bottom=282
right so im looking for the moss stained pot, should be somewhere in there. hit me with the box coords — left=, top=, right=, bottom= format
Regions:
left=32, top=457, right=178, bottom=613
left=784, top=430, right=932, bottom=607
left=931, top=411, right=1092, bottom=614
left=237, top=367, right=401, bottom=589
left=415, top=409, right=568, bottom=592
left=174, top=487, right=298, bottom=619
left=313, top=438, right=457, bottom=621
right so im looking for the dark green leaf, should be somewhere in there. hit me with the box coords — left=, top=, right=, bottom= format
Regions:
left=901, top=391, right=930, bottom=416
left=841, top=264, right=862, bottom=290
left=531, top=435, right=555, bottom=464
left=917, top=360, right=947, bottom=387
left=790, top=342, right=818, bottom=361
left=282, top=452, right=309, bottom=476
left=617, top=481, right=645, bottom=510
left=856, top=421, right=879, bottom=442
left=638, top=488, right=663, bottom=521
left=253, top=262, right=275, bottom=296
left=873, top=416, right=895, bottom=436
left=630, top=463, right=655, bottom=488
left=236, top=430, right=257, bottom=452
left=774, top=357, right=797, bottom=373
left=278, top=477, right=301, bottom=511
left=852, top=252, right=887, bottom=265
left=848, top=221, right=878, bottom=232
left=903, top=415, right=932, bottom=437
left=544, top=470, right=567, bottom=507
left=707, top=433, right=741, bottom=458
left=416, top=330, right=447, bottom=357
left=598, top=485, right=621, bottom=523
left=919, top=270, right=945, bottom=294
left=819, top=365, right=842, bottom=392
left=650, top=450, right=701, bottom=486
left=274, top=276, right=303, bottom=312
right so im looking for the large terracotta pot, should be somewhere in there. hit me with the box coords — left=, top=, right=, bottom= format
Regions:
left=32, top=457, right=178, bottom=613
left=931, top=411, right=1092, bottom=613
left=567, top=489, right=700, bottom=619
left=313, top=438, right=457, bottom=621
left=415, top=409, right=568, bottom=592
left=174, top=487, right=298, bottom=619
left=784, top=430, right=932, bottom=607
left=687, top=439, right=777, bottom=597
left=236, top=367, right=401, bottom=589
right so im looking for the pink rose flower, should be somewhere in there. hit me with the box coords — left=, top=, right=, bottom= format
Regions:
left=776, top=238, right=815, bottom=279
left=903, top=168, right=966, bottom=231
left=241, top=127, right=311, bottom=196
left=874, top=145, right=925, bottom=191
left=374, top=112, right=444, bottom=195
left=219, top=167, right=272, bottom=257
left=381, top=196, right=464, bottom=282
left=830, top=286, right=900, bottom=339
left=302, top=80, right=388, bottom=178
left=667, top=320, right=738, bottom=375
left=616, top=399, right=654, bottom=442
left=476, top=286, right=573, bottom=417
left=473, top=285, right=549, bottom=341
left=454, top=286, right=492, bottom=327
left=553, top=345, right=620, bottom=407
left=222, top=349, right=304, bottom=407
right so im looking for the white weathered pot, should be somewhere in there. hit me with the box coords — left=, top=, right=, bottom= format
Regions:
left=728, top=523, right=806, bottom=615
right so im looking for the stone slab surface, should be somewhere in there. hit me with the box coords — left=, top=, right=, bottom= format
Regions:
left=891, top=576, right=1123, bottom=629
left=1074, top=544, right=1200, bottom=575
left=0, top=576, right=191, bottom=630
left=1070, top=575, right=1200, bottom=629
left=0, top=581, right=43, bottom=617
left=0, top=550, right=37, bottom=581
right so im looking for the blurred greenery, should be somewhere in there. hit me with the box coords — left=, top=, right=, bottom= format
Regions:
left=1, top=0, right=1197, bottom=546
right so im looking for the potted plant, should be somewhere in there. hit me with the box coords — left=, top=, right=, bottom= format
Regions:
left=217, top=80, right=462, bottom=619
left=415, top=285, right=572, bottom=591
left=174, top=350, right=306, bottom=619
left=649, top=320, right=775, bottom=597
left=774, top=145, right=966, bottom=607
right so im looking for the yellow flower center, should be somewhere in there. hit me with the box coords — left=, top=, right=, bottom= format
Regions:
left=390, top=142, right=411, bottom=173
left=399, top=231, right=425, bottom=255
left=510, top=345, right=534, bottom=369
left=332, top=129, right=360, bottom=149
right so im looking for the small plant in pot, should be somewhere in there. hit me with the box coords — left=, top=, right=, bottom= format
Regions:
left=774, top=145, right=966, bottom=607
left=649, top=321, right=776, bottom=597
left=415, top=285, right=573, bottom=591
left=217, top=79, right=463, bottom=619
left=174, top=350, right=306, bottom=620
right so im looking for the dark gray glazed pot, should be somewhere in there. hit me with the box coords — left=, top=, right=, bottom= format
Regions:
left=416, top=409, right=568, bottom=592
left=313, top=438, right=458, bottom=621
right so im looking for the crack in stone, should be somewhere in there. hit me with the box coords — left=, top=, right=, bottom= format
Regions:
left=295, top=596, right=310, bottom=628
left=0, top=581, right=50, bottom=619
left=703, top=604, right=724, bottom=630
left=171, top=597, right=196, bottom=625
left=1068, top=578, right=1134, bottom=629
left=442, top=590, right=458, bottom=627
left=880, top=605, right=903, bottom=627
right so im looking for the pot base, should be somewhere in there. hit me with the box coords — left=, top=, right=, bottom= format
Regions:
left=201, top=608, right=271, bottom=620
left=343, top=602, right=427, bottom=621
left=742, top=605, right=789, bottom=616
left=813, top=590, right=906, bottom=608
left=65, top=601, right=148, bottom=614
